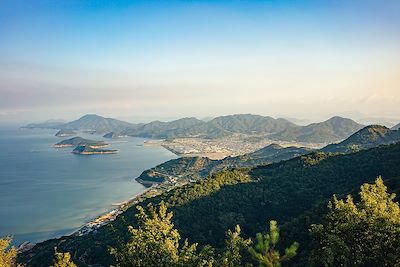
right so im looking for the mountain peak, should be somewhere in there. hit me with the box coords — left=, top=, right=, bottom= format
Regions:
left=325, top=116, right=357, bottom=124
left=78, top=114, right=105, bottom=120
left=265, top=143, right=284, bottom=150
left=322, top=124, right=399, bottom=153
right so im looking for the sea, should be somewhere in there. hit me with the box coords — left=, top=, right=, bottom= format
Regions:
left=0, top=126, right=177, bottom=245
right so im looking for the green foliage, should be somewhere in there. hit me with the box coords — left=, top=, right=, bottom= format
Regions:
left=309, top=177, right=400, bottom=266
left=220, top=225, right=252, bottom=267
left=248, top=221, right=298, bottom=267
left=110, top=201, right=213, bottom=267
left=51, top=249, right=76, bottom=267
left=137, top=156, right=220, bottom=184
left=0, top=237, right=17, bottom=267
left=110, top=202, right=300, bottom=267
left=300, top=152, right=330, bottom=166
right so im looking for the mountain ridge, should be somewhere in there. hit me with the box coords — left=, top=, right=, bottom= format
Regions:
left=25, top=114, right=364, bottom=144
left=270, top=116, right=364, bottom=143
left=322, top=125, right=400, bottom=153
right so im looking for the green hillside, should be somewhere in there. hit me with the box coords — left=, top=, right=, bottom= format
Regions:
left=136, top=144, right=313, bottom=186
left=19, top=142, right=400, bottom=266
left=136, top=156, right=220, bottom=185
left=322, top=125, right=400, bottom=153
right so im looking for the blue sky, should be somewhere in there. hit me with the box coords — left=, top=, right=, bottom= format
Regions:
left=1, top=0, right=399, bottom=123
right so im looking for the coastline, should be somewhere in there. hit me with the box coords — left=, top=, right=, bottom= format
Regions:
left=4, top=127, right=179, bottom=254
left=73, top=184, right=155, bottom=237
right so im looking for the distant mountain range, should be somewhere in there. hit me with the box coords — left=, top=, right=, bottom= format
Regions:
left=24, top=119, right=66, bottom=129
left=270, top=116, right=364, bottom=143
left=61, top=114, right=135, bottom=134
left=25, top=113, right=365, bottom=143
left=122, top=117, right=204, bottom=138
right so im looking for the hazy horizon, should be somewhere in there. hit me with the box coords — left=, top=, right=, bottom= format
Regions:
left=1, top=0, right=400, bottom=123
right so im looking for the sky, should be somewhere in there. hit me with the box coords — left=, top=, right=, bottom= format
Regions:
left=0, top=0, right=400, bottom=123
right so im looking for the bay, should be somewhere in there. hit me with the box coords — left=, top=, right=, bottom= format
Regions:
left=0, top=127, right=176, bottom=245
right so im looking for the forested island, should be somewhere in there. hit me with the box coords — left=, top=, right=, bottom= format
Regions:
left=55, top=129, right=76, bottom=137
left=72, top=145, right=118, bottom=155
left=53, top=136, right=108, bottom=148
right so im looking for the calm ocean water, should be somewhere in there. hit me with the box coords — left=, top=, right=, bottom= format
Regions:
left=0, top=126, right=177, bottom=245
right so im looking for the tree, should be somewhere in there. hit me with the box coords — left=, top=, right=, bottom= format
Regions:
left=51, top=248, right=77, bottom=267
left=0, top=237, right=17, bottom=267
left=248, top=220, right=299, bottom=267
left=309, top=177, right=400, bottom=266
left=110, top=201, right=213, bottom=267
left=220, top=225, right=252, bottom=267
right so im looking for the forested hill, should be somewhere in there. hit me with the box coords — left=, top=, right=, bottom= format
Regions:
left=137, top=144, right=313, bottom=185
left=61, top=114, right=135, bottom=134
left=20, top=142, right=400, bottom=266
left=321, top=125, right=400, bottom=153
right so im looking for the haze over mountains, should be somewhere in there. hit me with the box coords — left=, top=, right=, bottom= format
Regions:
left=25, top=113, right=370, bottom=144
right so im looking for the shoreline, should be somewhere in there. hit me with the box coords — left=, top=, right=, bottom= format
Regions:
left=18, top=170, right=166, bottom=253
left=73, top=184, right=155, bottom=237
left=11, top=132, right=175, bottom=253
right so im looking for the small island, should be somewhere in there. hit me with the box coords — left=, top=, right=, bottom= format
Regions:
left=103, top=132, right=127, bottom=139
left=72, top=145, right=118, bottom=155
left=55, top=129, right=77, bottom=137
left=54, top=136, right=108, bottom=148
